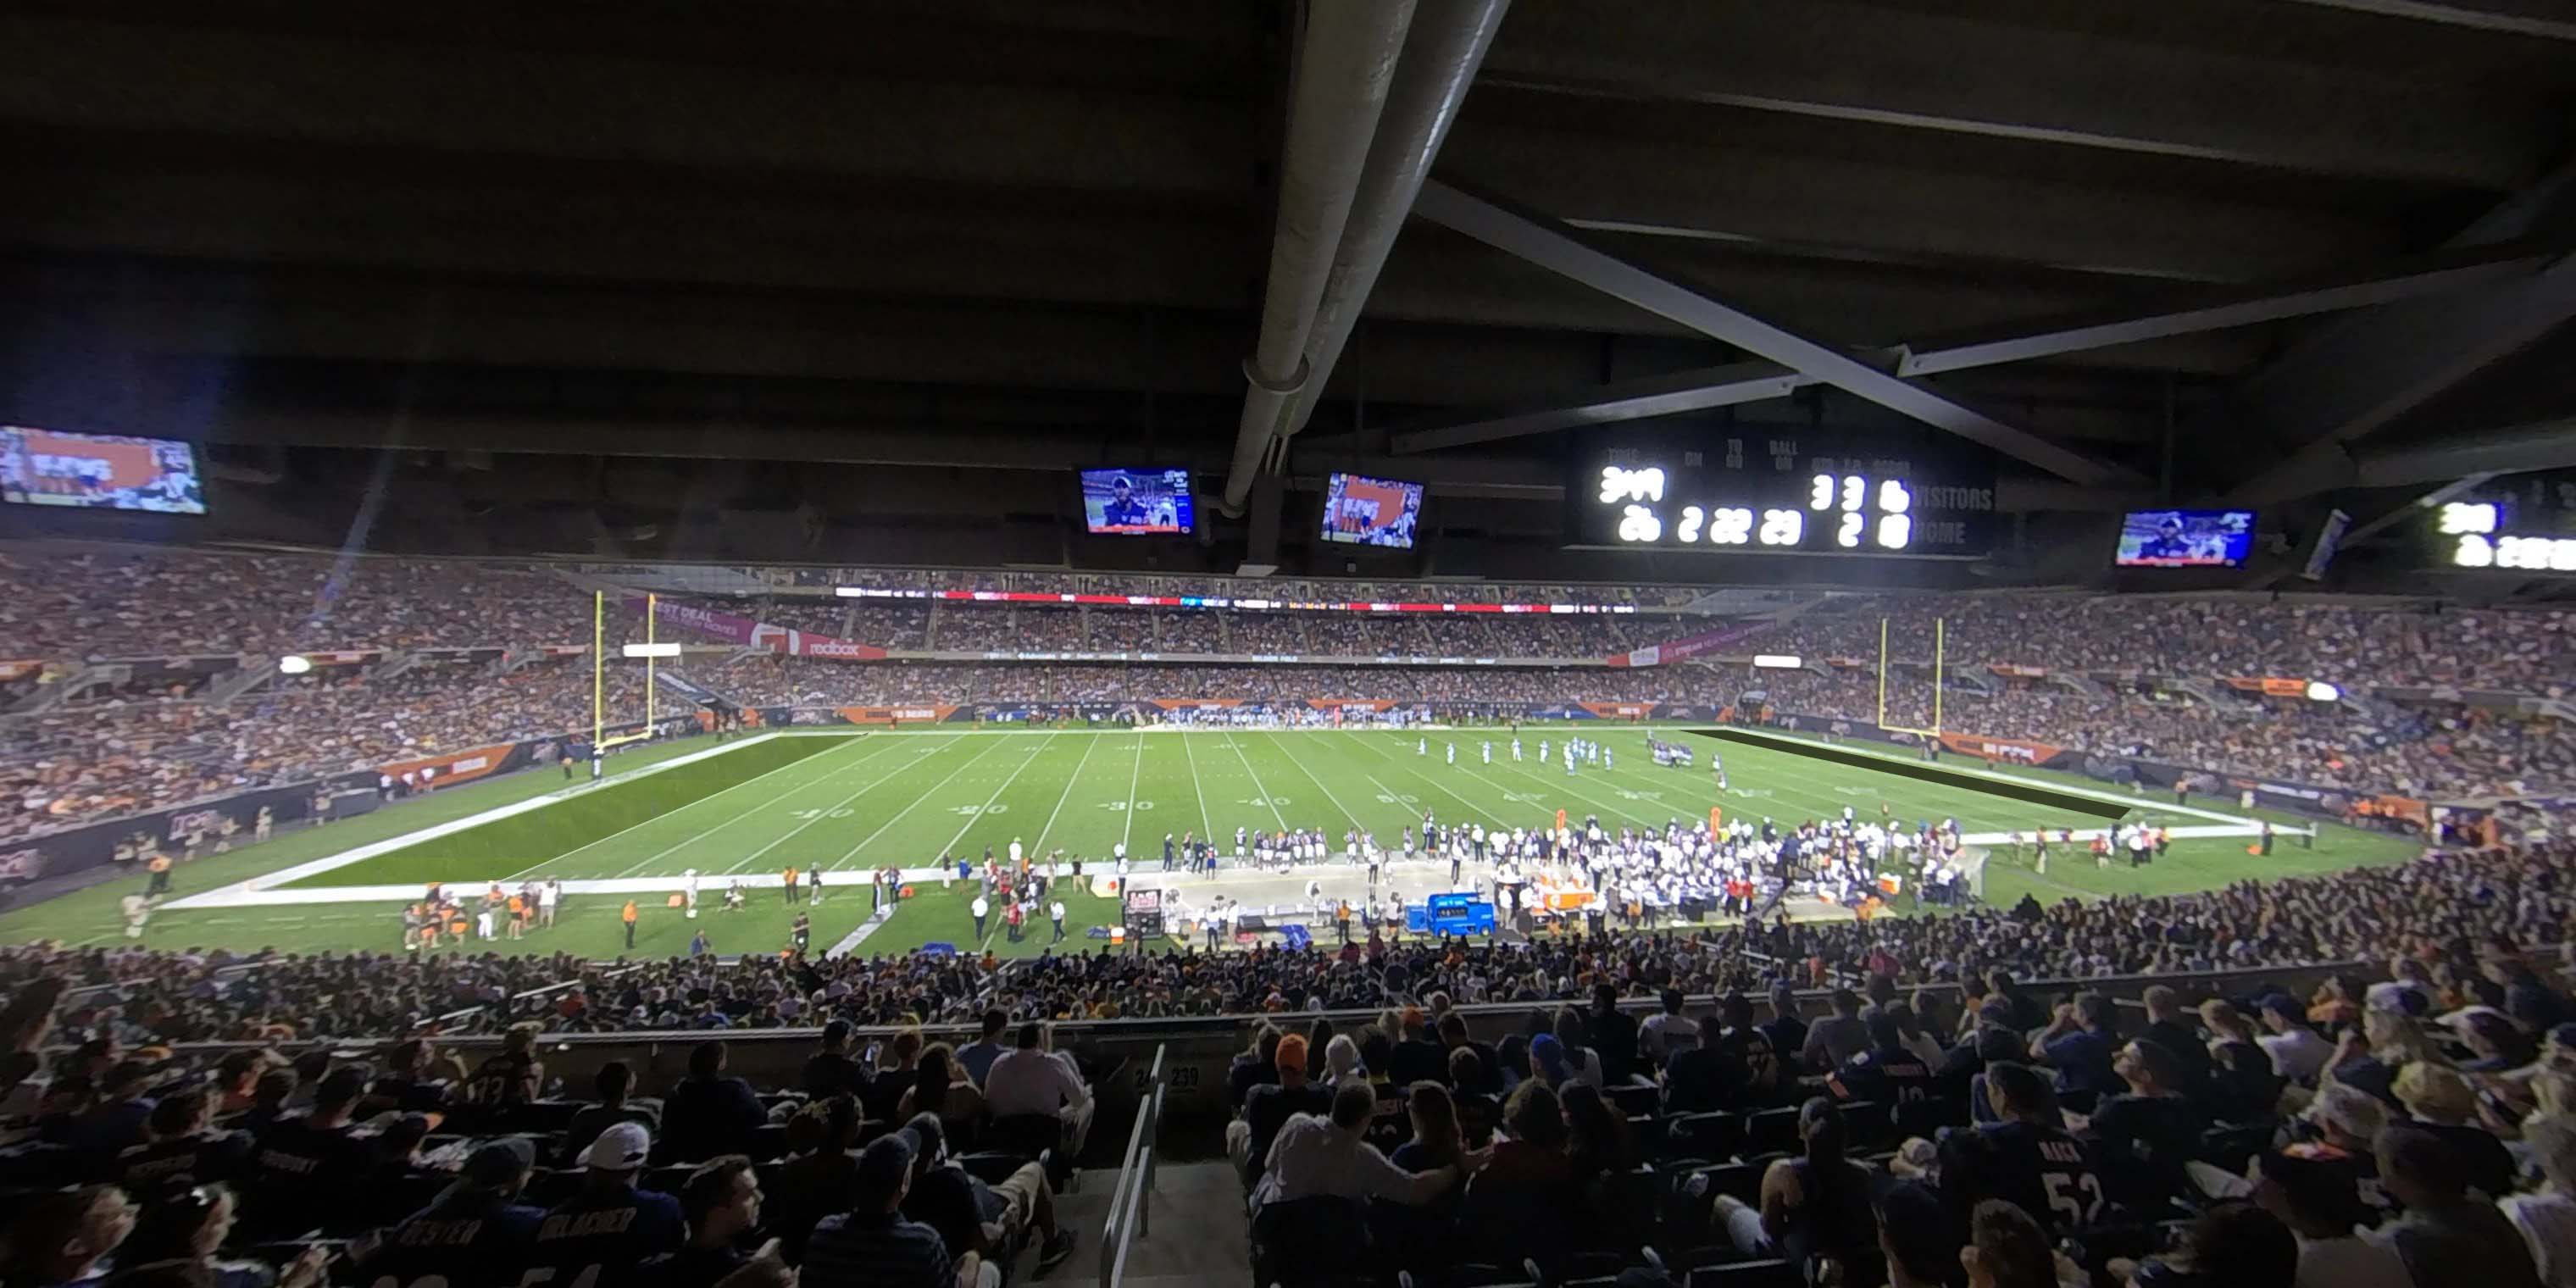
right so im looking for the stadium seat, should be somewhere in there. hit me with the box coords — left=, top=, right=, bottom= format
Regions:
left=1890, top=1096, right=1960, bottom=1142
left=1606, top=1084, right=1660, bottom=1118
left=1686, top=1259, right=1802, bottom=1288
left=1741, top=1108, right=1803, bottom=1158
left=1665, top=1112, right=1743, bottom=1161
left=1251, top=1195, right=1374, bottom=1287
left=2197, top=1122, right=2279, bottom=1174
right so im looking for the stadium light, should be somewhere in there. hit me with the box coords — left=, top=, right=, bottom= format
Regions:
left=833, top=586, right=863, bottom=597
left=621, top=642, right=682, bottom=659
left=1752, top=654, right=1804, bottom=669
left=2304, top=680, right=2340, bottom=702
left=276, top=654, right=313, bottom=675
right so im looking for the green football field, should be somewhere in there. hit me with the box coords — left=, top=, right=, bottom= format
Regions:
left=0, top=725, right=2420, bottom=962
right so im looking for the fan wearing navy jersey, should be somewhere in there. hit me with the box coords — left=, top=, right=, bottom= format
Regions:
left=357, top=1138, right=545, bottom=1288
left=2071, top=1039, right=2205, bottom=1214
left=1703, top=991, right=1785, bottom=1108
left=531, top=1122, right=687, bottom=1285
left=1938, top=1062, right=2103, bottom=1238
left=1830, top=1012, right=1935, bottom=1107
left=244, top=1068, right=375, bottom=1239
left=116, top=1089, right=254, bottom=1195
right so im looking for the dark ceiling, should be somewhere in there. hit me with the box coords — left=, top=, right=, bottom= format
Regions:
left=1, top=0, right=2572, bottom=587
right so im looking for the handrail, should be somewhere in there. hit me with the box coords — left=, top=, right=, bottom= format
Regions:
left=1099, top=1043, right=1167, bottom=1288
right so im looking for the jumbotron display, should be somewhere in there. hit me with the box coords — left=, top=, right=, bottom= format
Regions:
left=1566, top=431, right=1997, bottom=557
left=0, top=425, right=204, bottom=514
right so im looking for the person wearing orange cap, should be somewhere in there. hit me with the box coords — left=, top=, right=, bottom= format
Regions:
left=1227, top=1032, right=1328, bottom=1185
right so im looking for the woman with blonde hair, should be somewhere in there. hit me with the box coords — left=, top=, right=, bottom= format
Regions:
left=1393, top=1080, right=1464, bottom=1172
left=2325, top=1008, right=2444, bottom=1108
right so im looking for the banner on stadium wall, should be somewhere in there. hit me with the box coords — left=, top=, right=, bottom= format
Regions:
left=1305, top=699, right=1397, bottom=711
left=1579, top=702, right=1656, bottom=720
left=541, top=645, right=591, bottom=657
left=1148, top=698, right=1244, bottom=709
left=1605, top=621, right=1770, bottom=669
left=2223, top=676, right=2312, bottom=698
left=1938, top=732, right=2068, bottom=764
left=377, top=742, right=527, bottom=788
left=628, top=595, right=888, bottom=662
left=1988, top=664, right=2047, bottom=679
left=302, top=650, right=382, bottom=667
left=833, top=705, right=959, bottom=725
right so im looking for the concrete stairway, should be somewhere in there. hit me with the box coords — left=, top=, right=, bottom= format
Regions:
left=1050, top=1159, right=1251, bottom=1286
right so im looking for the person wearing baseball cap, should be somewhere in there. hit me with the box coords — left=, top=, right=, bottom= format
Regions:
left=806, top=1131, right=988, bottom=1288
left=356, top=1137, right=543, bottom=1286
left=530, top=1121, right=685, bottom=1285
left=1230, top=1032, right=1328, bottom=1185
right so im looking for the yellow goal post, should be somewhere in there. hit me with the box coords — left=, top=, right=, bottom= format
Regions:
left=592, top=590, right=662, bottom=757
left=1875, top=615, right=1944, bottom=740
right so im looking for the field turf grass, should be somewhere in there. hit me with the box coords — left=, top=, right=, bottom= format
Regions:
left=0, top=725, right=2420, bottom=962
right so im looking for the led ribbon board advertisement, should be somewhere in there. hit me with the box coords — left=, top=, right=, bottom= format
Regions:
left=1565, top=430, right=1996, bottom=557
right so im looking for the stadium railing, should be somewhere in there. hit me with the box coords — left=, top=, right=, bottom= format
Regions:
left=1099, top=1043, right=1168, bottom=1288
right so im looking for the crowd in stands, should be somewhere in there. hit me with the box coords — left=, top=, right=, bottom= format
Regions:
left=1230, top=613, right=1314, bottom=654
left=1208, top=832, right=2576, bottom=1285
left=10, top=831, right=2576, bottom=1285
left=1770, top=595, right=2574, bottom=694
left=3, top=662, right=653, bottom=841
left=0, top=958, right=1099, bottom=1288
left=0, top=546, right=583, bottom=660
left=1753, top=666, right=2576, bottom=798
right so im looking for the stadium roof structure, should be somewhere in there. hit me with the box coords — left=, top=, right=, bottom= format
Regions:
left=1, top=0, right=2572, bottom=591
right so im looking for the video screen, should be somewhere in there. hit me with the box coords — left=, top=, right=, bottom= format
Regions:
left=1, top=427, right=204, bottom=514
left=1079, top=468, right=1194, bottom=535
left=1320, top=472, right=1423, bottom=548
left=2113, top=508, right=2255, bottom=568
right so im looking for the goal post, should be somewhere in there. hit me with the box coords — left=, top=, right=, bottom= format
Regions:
left=1875, top=615, right=1945, bottom=739
left=593, top=590, right=661, bottom=764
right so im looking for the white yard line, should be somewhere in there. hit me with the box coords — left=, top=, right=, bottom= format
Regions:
left=1224, top=733, right=1291, bottom=830
left=512, top=736, right=884, bottom=880
left=1030, top=732, right=1105, bottom=854
left=829, top=736, right=1019, bottom=865
left=1268, top=731, right=1376, bottom=831
left=1339, top=733, right=1496, bottom=823
left=610, top=736, right=926, bottom=878
left=1180, top=727, right=1217, bottom=842
left=942, top=736, right=1051, bottom=865
left=725, top=744, right=964, bottom=875
left=180, top=732, right=820, bottom=901
left=1120, top=735, right=1147, bottom=851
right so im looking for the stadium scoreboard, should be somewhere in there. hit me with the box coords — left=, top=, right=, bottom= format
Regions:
left=1565, top=430, right=1997, bottom=557
left=2436, top=473, right=2576, bottom=572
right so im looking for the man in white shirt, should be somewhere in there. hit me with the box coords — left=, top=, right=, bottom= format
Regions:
left=539, top=879, right=562, bottom=929
left=1253, top=1082, right=1474, bottom=1213
left=971, top=895, right=991, bottom=942
left=1640, top=988, right=1702, bottom=1064
left=1050, top=899, right=1068, bottom=944
left=985, top=1023, right=1094, bottom=1156
left=1009, top=837, right=1025, bottom=868
left=2258, top=998, right=2334, bottom=1083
